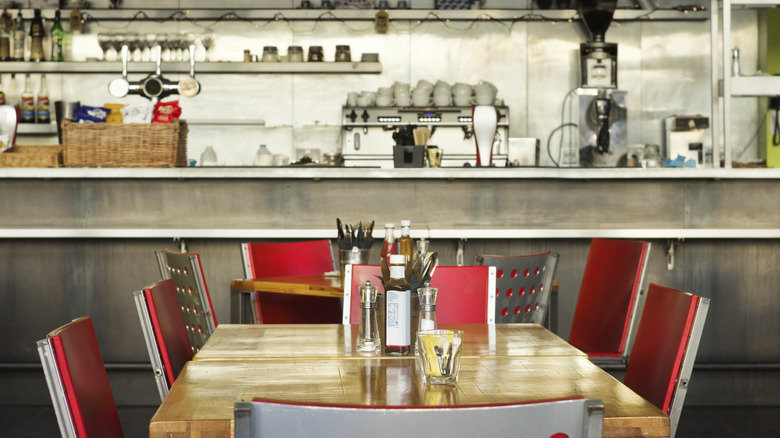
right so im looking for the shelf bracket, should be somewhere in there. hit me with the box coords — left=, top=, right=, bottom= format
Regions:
left=457, top=238, right=467, bottom=267
left=666, top=238, right=683, bottom=271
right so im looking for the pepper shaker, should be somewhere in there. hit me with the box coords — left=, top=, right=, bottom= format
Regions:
left=357, top=281, right=381, bottom=355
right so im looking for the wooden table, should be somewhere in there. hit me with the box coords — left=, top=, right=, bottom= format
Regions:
left=151, top=324, right=669, bottom=438
left=193, top=323, right=587, bottom=361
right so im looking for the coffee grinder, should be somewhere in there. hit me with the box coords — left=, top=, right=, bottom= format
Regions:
left=575, top=0, right=627, bottom=167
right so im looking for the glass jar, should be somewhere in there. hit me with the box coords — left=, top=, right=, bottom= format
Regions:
left=335, top=45, right=351, bottom=62
left=308, top=45, right=323, bottom=62
left=640, top=144, right=663, bottom=168
left=261, top=46, right=278, bottom=62
left=288, top=45, right=303, bottom=62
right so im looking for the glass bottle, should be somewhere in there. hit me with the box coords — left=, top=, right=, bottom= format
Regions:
left=20, top=73, right=34, bottom=123
left=398, top=219, right=413, bottom=266
left=356, top=281, right=381, bottom=355
left=380, top=223, right=397, bottom=264
left=36, top=74, right=49, bottom=124
left=384, top=254, right=411, bottom=356
left=29, top=9, right=43, bottom=62
left=12, top=10, right=23, bottom=61
left=417, top=282, right=438, bottom=332
left=0, top=10, right=11, bottom=61
left=50, top=10, right=64, bottom=62
left=0, top=75, right=5, bottom=105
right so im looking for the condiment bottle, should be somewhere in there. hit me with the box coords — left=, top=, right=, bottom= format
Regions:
left=0, top=10, right=11, bottom=61
left=36, top=74, right=49, bottom=124
left=356, top=281, right=381, bottom=355
left=12, top=10, right=24, bottom=61
left=0, top=76, right=5, bottom=106
left=380, top=223, right=397, bottom=264
left=385, top=254, right=411, bottom=356
left=254, top=144, right=273, bottom=166
left=28, top=9, right=43, bottom=62
left=417, top=282, right=437, bottom=332
left=398, top=219, right=413, bottom=266
left=50, top=10, right=64, bottom=62
left=20, top=73, right=34, bottom=123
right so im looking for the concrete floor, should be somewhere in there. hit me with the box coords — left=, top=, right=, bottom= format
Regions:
left=1, top=405, right=779, bottom=437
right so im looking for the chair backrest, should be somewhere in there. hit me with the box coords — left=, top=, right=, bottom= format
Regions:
left=241, top=240, right=335, bottom=278
left=568, top=238, right=651, bottom=360
left=623, top=283, right=710, bottom=438
left=133, top=278, right=194, bottom=402
left=235, top=397, right=604, bottom=438
left=475, top=251, right=559, bottom=324
left=36, top=316, right=124, bottom=438
left=156, top=248, right=217, bottom=351
left=343, top=265, right=496, bottom=324
left=241, top=240, right=340, bottom=324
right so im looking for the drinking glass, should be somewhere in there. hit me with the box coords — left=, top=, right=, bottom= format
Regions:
left=200, top=32, right=214, bottom=62
left=416, top=330, right=464, bottom=384
left=97, top=33, right=112, bottom=61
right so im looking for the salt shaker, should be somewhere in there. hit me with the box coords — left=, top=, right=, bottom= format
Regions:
left=356, top=280, right=381, bottom=355
left=417, top=281, right=438, bottom=332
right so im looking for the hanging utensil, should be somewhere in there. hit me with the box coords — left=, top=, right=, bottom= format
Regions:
left=178, top=44, right=200, bottom=98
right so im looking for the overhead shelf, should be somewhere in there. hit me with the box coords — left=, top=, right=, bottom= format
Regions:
left=13, top=7, right=709, bottom=22
left=0, top=61, right=382, bottom=75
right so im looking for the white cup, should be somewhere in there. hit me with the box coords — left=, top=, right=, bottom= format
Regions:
left=377, top=87, right=393, bottom=97
left=433, top=93, right=452, bottom=107
left=416, top=79, right=434, bottom=93
left=393, top=81, right=411, bottom=97
left=356, top=96, right=371, bottom=107
left=395, top=93, right=411, bottom=107
left=475, top=80, right=497, bottom=95
left=376, top=95, right=395, bottom=107
left=361, top=91, right=377, bottom=106
left=347, top=92, right=359, bottom=107
left=453, top=94, right=474, bottom=107
left=273, top=154, right=290, bottom=166
left=474, top=92, right=495, bottom=105
left=452, top=82, right=472, bottom=96
left=413, top=93, right=433, bottom=107
left=435, top=80, right=451, bottom=91
left=433, top=87, right=451, bottom=97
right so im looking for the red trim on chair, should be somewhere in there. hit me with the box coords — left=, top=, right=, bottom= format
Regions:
left=50, top=334, right=88, bottom=437
left=144, top=280, right=194, bottom=387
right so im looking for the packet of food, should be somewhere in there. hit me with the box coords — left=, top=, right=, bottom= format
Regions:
left=104, top=103, right=125, bottom=124
left=152, top=100, right=182, bottom=124
left=120, top=102, right=154, bottom=124
left=74, top=105, right=110, bottom=123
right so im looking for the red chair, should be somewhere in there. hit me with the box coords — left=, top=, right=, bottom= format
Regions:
left=475, top=252, right=559, bottom=325
left=133, top=279, right=194, bottom=401
left=156, top=248, right=217, bottom=352
left=343, top=265, right=496, bottom=324
left=36, top=316, right=124, bottom=438
left=623, top=284, right=710, bottom=438
left=241, top=240, right=340, bottom=324
left=235, top=397, right=604, bottom=438
left=568, top=238, right=652, bottom=363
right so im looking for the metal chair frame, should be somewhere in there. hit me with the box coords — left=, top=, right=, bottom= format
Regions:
left=235, top=398, right=604, bottom=438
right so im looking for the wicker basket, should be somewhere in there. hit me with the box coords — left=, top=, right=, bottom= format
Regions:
left=62, top=119, right=187, bottom=167
left=0, top=145, right=63, bottom=167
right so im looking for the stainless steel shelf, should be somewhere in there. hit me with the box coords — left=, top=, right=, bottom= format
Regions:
left=729, top=0, right=779, bottom=6
left=14, top=7, right=709, bottom=22
left=0, top=61, right=382, bottom=75
left=729, top=75, right=780, bottom=97
left=16, top=123, right=57, bottom=135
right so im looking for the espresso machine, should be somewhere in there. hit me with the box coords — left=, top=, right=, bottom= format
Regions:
left=341, top=106, right=509, bottom=168
left=575, top=0, right=627, bottom=167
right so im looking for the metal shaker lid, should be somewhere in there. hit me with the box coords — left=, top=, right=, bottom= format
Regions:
left=417, top=281, right=437, bottom=309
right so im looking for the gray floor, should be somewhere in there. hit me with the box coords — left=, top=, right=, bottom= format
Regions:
left=1, top=405, right=779, bottom=437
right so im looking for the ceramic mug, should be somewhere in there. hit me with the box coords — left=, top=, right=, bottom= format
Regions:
left=474, top=92, right=495, bottom=105
left=413, top=93, right=433, bottom=107
left=393, top=81, right=411, bottom=97
left=416, top=79, right=434, bottom=93
left=347, top=92, right=359, bottom=107
left=474, top=80, right=497, bottom=97
left=453, top=94, right=474, bottom=107
left=377, top=87, right=393, bottom=97
left=433, top=93, right=452, bottom=106
left=361, top=91, right=377, bottom=106
left=356, top=96, right=371, bottom=107
left=435, top=80, right=452, bottom=91
left=452, top=82, right=472, bottom=96
left=376, top=95, right=395, bottom=107
left=395, top=93, right=412, bottom=107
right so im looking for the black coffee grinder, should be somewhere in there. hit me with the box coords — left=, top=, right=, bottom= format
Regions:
left=579, top=0, right=618, bottom=89
left=574, top=0, right=627, bottom=167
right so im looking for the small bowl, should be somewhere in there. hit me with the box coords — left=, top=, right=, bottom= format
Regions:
left=361, top=53, right=379, bottom=62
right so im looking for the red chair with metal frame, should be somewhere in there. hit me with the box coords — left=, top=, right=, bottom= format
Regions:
left=241, top=240, right=340, bottom=324
left=234, top=397, right=604, bottom=438
left=475, top=251, right=559, bottom=325
left=156, top=248, right=217, bottom=352
left=133, top=278, right=194, bottom=402
left=623, top=283, right=710, bottom=438
left=568, top=238, right=652, bottom=363
left=36, top=316, right=124, bottom=438
left=342, top=265, right=496, bottom=324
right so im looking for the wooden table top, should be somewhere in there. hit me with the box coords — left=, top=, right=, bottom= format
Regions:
left=150, top=356, right=669, bottom=438
left=230, top=274, right=343, bottom=298
left=193, top=323, right=587, bottom=361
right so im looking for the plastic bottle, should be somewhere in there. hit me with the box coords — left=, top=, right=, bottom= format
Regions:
left=254, top=144, right=273, bottom=166
left=20, top=73, right=34, bottom=123
left=36, top=74, right=49, bottom=124
left=380, top=223, right=397, bottom=264
left=29, top=9, right=43, bottom=62
left=200, top=146, right=217, bottom=166
left=384, top=254, right=411, bottom=356
left=50, top=10, right=64, bottom=62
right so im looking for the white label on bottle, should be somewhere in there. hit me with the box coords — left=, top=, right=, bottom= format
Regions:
left=386, top=289, right=410, bottom=347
